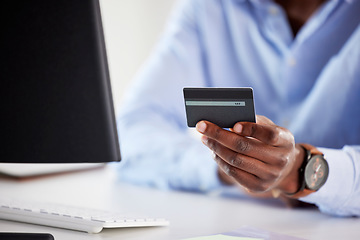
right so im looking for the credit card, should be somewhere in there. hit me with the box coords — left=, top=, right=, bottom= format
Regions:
left=183, top=87, right=256, bottom=128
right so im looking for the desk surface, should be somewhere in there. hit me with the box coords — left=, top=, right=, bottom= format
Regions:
left=0, top=165, right=359, bottom=240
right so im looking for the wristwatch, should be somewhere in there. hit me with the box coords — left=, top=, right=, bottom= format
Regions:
left=288, top=143, right=329, bottom=198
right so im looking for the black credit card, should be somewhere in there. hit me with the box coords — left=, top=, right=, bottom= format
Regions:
left=183, top=87, right=256, bottom=128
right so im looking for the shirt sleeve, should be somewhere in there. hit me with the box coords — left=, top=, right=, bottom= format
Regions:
left=116, top=0, right=223, bottom=192
left=300, top=145, right=360, bottom=217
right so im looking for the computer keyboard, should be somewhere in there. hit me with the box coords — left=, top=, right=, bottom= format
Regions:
left=0, top=198, right=169, bottom=233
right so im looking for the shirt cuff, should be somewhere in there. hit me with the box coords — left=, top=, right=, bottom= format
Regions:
left=300, top=146, right=356, bottom=216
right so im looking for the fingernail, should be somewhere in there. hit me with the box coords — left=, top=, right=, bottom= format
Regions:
left=196, top=121, right=207, bottom=133
left=234, top=123, right=243, bottom=133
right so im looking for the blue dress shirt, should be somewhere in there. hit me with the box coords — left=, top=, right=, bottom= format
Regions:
left=117, top=0, right=360, bottom=216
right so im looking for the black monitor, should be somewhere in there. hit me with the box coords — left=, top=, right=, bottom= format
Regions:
left=2, top=0, right=121, bottom=163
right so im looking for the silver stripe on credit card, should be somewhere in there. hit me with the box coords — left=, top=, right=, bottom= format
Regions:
left=185, top=101, right=245, bottom=106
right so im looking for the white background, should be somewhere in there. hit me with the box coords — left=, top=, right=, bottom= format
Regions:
left=100, top=0, right=178, bottom=113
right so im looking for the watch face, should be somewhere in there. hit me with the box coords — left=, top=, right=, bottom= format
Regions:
left=304, top=155, right=329, bottom=191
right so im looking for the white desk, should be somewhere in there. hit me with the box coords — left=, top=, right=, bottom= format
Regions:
left=0, top=165, right=359, bottom=240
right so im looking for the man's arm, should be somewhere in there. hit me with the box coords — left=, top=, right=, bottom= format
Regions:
left=117, top=0, right=223, bottom=191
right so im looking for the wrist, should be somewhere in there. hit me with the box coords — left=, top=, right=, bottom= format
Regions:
left=277, top=144, right=306, bottom=195
left=285, top=143, right=329, bottom=199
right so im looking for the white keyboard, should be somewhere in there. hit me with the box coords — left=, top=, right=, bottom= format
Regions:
left=0, top=198, right=169, bottom=233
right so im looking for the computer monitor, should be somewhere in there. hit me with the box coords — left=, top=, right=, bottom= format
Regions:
left=2, top=0, right=121, bottom=163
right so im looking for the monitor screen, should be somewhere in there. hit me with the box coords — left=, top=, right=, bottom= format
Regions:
left=2, top=0, right=121, bottom=163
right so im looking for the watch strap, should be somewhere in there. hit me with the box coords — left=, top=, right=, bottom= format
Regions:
left=288, top=185, right=315, bottom=198
left=300, top=143, right=323, bottom=156
left=287, top=143, right=323, bottom=199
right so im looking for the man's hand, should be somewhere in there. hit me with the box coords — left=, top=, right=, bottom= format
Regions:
left=196, top=115, right=306, bottom=195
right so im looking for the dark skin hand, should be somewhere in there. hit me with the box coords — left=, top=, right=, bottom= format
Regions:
left=196, top=116, right=306, bottom=197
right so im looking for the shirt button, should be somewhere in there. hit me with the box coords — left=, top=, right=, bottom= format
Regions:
left=268, top=6, right=279, bottom=15
left=282, top=119, right=290, bottom=128
left=288, top=57, right=297, bottom=66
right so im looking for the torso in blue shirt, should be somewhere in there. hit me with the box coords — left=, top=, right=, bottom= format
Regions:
left=118, top=0, right=360, bottom=193
left=191, top=0, right=360, bottom=148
